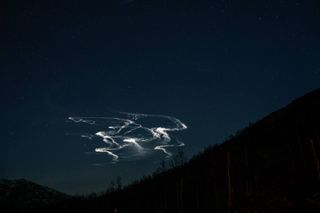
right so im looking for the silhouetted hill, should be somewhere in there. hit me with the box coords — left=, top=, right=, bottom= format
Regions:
left=0, top=179, right=70, bottom=212
left=5, top=89, right=320, bottom=212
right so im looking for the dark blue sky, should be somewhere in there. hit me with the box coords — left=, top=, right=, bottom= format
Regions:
left=1, top=0, right=320, bottom=194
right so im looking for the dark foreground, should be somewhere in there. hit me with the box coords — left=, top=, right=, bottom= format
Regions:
left=2, top=89, right=320, bottom=213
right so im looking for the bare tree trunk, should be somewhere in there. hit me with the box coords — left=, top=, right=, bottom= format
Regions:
left=163, top=179, right=167, bottom=211
left=244, top=144, right=250, bottom=196
left=196, top=183, right=200, bottom=212
left=213, top=176, right=218, bottom=211
left=227, top=151, right=232, bottom=213
left=180, top=177, right=183, bottom=213
left=310, top=139, right=320, bottom=182
left=176, top=182, right=179, bottom=212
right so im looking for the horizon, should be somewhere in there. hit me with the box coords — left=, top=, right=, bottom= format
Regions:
left=2, top=87, right=319, bottom=197
left=1, top=0, right=320, bottom=194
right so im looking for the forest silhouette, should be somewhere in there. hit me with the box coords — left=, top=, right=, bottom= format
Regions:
left=1, top=89, right=320, bottom=212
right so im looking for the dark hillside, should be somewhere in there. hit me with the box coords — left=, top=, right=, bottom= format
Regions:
left=4, top=89, right=320, bottom=213
left=99, top=89, right=320, bottom=212
left=0, top=179, right=70, bottom=212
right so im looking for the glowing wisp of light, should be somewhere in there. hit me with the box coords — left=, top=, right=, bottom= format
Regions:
left=67, top=111, right=187, bottom=163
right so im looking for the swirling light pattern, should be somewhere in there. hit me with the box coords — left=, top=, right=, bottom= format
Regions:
left=67, top=112, right=187, bottom=163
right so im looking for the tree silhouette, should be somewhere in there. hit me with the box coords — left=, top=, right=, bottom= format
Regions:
left=6, top=89, right=320, bottom=213
left=109, top=180, right=115, bottom=192
left=116, top=176, right=122, bottom=190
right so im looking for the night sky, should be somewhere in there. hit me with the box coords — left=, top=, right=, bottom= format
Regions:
left=1, top=0, right=320, bottom=194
